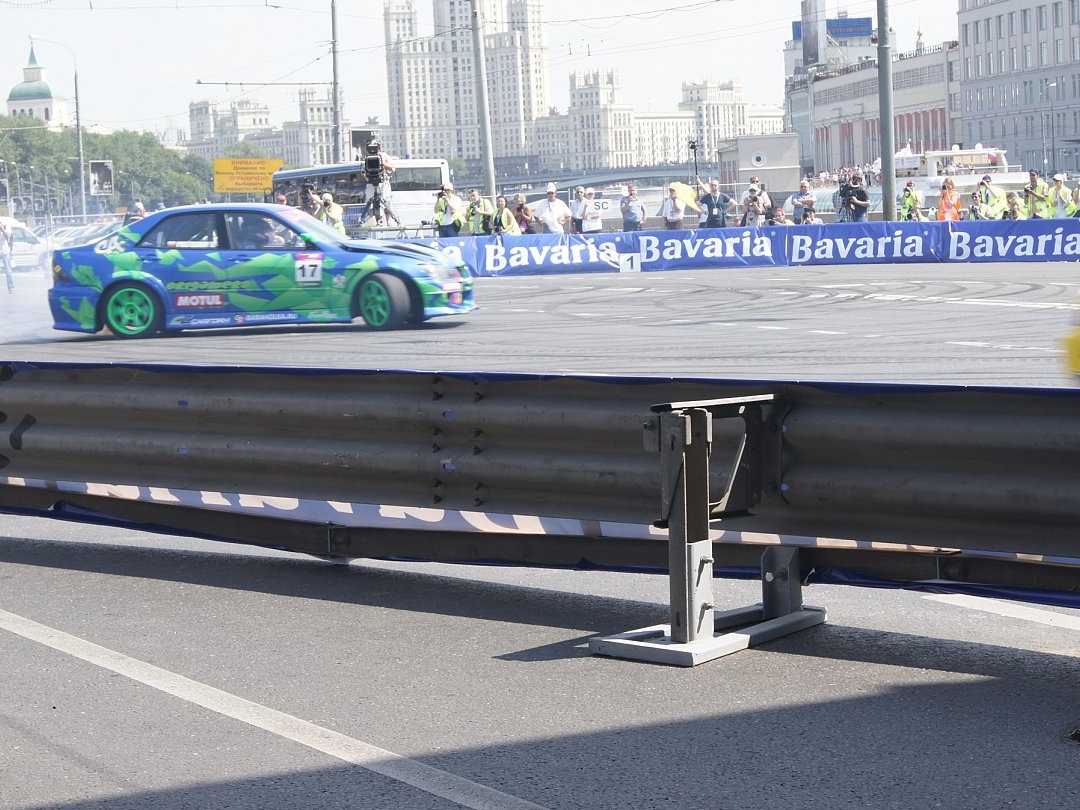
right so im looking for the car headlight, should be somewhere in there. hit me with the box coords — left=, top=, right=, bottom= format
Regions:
left=418, top=262, right=460, bottom=282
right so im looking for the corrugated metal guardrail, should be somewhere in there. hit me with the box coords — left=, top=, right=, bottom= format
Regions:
left=1, top=361, right=1078, bottom=609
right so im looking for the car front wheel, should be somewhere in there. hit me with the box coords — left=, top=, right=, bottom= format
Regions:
left=102, top=283, right=164, bottom=338
left=357, top=272, right=410, bottom=331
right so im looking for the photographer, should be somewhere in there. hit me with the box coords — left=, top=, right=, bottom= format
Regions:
left=833, top=180, right=854, bottom=222
left=846, top=172, right=870, bottom=222
left=317, top=192, right=346, bottom=235
left=740, top=184, right=765, bottom=226
left=433, top=183, right=465, bottom=237
left=899, top=180, right=923, bottom=221
left=300, top=184, right=321, bottom=217
left=1022, top=170, right=1049, bottom=218
left=935, top=177, right=962, bottom=221
left=465, top=188, right=494, bottom=236
left=362, top=139, right=400, bottom=227
left=790, top=179, right=815, bottom=224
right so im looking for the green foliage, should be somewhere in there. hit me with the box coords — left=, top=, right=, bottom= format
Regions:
left=0, top=114, right=215, bottom=214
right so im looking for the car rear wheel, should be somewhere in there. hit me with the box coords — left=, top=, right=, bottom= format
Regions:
left=102, top=283, right=164, bottom=338
left=357, top=272, right=410, bottom=331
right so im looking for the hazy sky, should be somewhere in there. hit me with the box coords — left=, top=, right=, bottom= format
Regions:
left=0, top=0, right=959, bottom=139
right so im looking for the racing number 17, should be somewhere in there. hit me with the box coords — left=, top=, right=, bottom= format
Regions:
left=294, top=252, right=324, bottom=284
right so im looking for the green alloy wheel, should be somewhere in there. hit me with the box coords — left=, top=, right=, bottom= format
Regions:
left=102, top=283, right=163, bottom=338
left=358, top=272, right=409, bottom=331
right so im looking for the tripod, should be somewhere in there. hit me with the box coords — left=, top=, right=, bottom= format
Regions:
left=366, top=178, right=400, bottom=228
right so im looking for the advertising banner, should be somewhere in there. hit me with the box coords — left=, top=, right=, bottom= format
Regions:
left=411, top=219, right=1080, bottom=277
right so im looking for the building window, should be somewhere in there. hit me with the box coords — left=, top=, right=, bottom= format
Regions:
left=1037, top=5, right=1047, bottom=30
left=1054, top=1, right=1064, bottom=25
left=1008, top=12, right=1016, bottom=34
left=1022, top=8, right=1031, bottom=32
left=997, top=14, right=1004, bottom=38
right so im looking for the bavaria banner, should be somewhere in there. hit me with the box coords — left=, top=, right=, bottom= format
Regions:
left=412, top=219, right=1080, bottom=277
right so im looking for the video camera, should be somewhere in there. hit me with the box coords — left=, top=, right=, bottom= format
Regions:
left=364, top=154, right=384, bottom=185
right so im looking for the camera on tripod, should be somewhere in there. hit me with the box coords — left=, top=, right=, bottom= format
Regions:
left=363, top=139, right=384, bottom=185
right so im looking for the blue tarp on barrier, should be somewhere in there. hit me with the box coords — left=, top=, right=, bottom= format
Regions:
left=408, top=219, right=1080, bottom=276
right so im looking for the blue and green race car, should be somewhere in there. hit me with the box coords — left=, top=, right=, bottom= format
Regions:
left=49, top=203, right=475, bottom=338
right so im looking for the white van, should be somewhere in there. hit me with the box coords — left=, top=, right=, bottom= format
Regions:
left=1, top=216, right=50, bottom=272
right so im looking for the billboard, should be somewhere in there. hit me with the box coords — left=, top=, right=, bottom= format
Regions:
left=89, top=160, right=114, bottom=196
left=213, top=158, right=285, bottom=194
left=801, top=0, right=826, bottom=69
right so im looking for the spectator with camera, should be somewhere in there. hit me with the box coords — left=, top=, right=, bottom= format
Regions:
left=433, top=183, right=465, bottom=237
left=1022, top=170, right=1050, bottom=218
left=491, top=195, right=521, bottom=235
left=512, top=192, right=535, bottom=234
left=975, top=175, right=1006, bottom=219
left=899, top=180, right=924, bottom=221
left=790, top=179, right=815, bottom=224
left=300, top=184, right=322, bottom=217
left=619, top=184, right=646, bottom=231
left=935, top=177, right=962, bottom=221
left=741, top=183, right=766, bottom=226
left=316, top=192, right=347, bottom=235
left=465, top=188, right=495, bottom=236
left=845, top=172, right=870, bottom=222
left=1002, top=191, right=1027, bottom=219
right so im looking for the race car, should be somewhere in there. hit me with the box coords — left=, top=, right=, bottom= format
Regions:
left=49, top=203, right=475, bottom=338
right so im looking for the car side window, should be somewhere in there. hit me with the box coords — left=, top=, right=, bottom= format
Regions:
left=137, top=213, right=219, bottom=249
left=225, top=213, right=304, bottom=250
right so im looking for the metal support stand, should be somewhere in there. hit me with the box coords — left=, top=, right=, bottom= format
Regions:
left=589, top=398, right=826, bottom=667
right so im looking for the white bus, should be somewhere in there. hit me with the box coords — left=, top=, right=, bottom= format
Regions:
left=271, top=158, right=451, bottom=236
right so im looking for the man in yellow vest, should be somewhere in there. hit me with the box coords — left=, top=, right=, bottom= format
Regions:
left=976, top=175, right=1006, bottom=219
left=433, top=183, right=465, bottom=237
left=1048, top=173, right=1076, bottom=218
left=465, top=188, right=495, bottom=236
left=1022, top=170, right=1050, bottom=218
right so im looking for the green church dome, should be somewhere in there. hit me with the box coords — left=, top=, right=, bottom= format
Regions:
left=8, top=80, right=53, bottom=102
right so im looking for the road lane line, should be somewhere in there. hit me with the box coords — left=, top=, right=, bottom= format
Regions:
left=0, top=608, right=549, bottom=810
left=923, top=595, right=1080, bottom=631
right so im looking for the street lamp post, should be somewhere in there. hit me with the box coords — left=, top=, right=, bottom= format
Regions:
left=30, top=35, right=87, bottom=223
left=1049, top=81, right=1058, bottom=175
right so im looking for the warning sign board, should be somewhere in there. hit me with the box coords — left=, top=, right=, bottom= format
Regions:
left=213, top=158, right=284, bottom=194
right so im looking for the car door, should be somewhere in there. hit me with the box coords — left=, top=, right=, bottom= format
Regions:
left=221, top=211, right=344, bottom=324
left=132, top=210, right=248, bottom=329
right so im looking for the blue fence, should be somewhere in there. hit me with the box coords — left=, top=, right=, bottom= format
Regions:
left=409, top=219, right=1080, bottom=277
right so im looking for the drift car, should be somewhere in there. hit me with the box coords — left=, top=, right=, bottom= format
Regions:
left=49, top=203, right=475, bottom=338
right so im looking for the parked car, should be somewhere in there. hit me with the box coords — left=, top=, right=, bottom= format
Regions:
left=49, top=202, right=476, bottom=338
left=1, top=216, right=50, bottom=272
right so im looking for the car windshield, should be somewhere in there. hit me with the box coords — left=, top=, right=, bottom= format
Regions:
left=276, top=206, right=345, bottom=244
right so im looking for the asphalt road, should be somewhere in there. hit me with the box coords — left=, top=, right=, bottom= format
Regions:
left=1, top=262, right=1079, bottom=809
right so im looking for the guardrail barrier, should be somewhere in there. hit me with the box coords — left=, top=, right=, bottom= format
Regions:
left=1, top=361, right=1077, bottom=665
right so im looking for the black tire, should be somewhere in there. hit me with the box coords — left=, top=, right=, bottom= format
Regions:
left=101, top=282, right=164, bottom=339
left=357, top=272, right=410, bottom=331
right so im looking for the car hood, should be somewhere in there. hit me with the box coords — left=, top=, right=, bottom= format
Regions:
left=339, top=238, right=456, bottom=265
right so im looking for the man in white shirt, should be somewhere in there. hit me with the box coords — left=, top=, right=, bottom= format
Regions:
left=532, top=183, right=572, bottom=234
left=581, top=188, right=604, bottom=234
left=569, top=186, right=589, bottom=234
left=658, top=184, right=685, bottom=229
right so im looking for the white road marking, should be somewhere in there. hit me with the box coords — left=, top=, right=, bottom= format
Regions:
left=948, top=341, right=1063, bottom=354
left=0, top=608, right=549, bottom=810
left=807, top=330, right=847, bottom=335
left=924, top=594, right=1080, bottom=631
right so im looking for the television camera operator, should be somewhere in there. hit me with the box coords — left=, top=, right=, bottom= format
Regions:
left=362, top=138, right=400, bottom=227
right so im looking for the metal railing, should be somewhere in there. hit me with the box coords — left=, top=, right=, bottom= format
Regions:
left=1, top=361, right=1078, bottom=662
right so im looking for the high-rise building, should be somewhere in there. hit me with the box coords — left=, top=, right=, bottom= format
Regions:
left=383, top=0, right=548, bottom=174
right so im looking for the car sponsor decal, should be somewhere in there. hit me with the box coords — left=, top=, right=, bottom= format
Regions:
left=173, top=293, right=226, bottom=308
